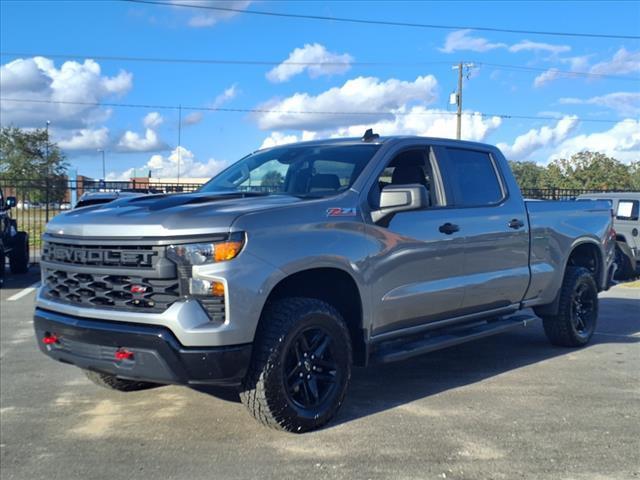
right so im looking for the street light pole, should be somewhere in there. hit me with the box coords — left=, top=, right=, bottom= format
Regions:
left=97, top=149, right=106, bottom=180
left=45, top=120, right=51, bottom=222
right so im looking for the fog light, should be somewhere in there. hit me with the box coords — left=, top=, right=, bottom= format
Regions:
left=189, top=278, right=225, bottom=297
left=115, top=348, right=134, bottom=361
left=42, top=333, right=59, bottom=345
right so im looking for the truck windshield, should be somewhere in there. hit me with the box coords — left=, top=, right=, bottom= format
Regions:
left=200, top=144, right=380, bottom=198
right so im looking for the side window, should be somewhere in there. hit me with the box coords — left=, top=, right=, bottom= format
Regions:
left=370, top=148, right=438, bottom=208
left=312, top=160, right=355, bottom=192
left=237, top=159, right=287, bottom=192
left=445, top=148, right=503, bottom=206
left=616, top=200, right=639, bottom=221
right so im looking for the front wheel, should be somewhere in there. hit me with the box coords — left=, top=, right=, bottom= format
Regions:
left=542, top=267, right=598, bottom=347
left=240, top=297, right=352, bottom=433
left=9, top=231, right=29, bottom=274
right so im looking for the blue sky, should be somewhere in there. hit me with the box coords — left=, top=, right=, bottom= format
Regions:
left=1, top=0, right=639, bottom=180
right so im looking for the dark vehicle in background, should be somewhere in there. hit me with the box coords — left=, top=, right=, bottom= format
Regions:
left=578, top=192, right=640, bottom=280
left=0, top=187, right=29, bottom=287
left=74, top=190, right=147, bottom=209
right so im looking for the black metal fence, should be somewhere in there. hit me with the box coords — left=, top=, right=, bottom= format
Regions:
left=0, top=177, right=634, bottom=263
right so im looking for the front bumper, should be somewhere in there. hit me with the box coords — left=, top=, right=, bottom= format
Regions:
left=34, top=308, right=252, bottom=387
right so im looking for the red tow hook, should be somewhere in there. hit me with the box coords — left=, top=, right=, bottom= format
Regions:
left=42, top=333, right=59, bottom=345
left=114, top=348, right=134, bottom=361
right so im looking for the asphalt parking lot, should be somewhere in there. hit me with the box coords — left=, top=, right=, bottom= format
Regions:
left=1, top=267, right=638, bottom=480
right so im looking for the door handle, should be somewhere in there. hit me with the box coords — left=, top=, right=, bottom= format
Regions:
left=508, top=218, right=525, bottom=229
left=439, top=222, right=460, bottom=235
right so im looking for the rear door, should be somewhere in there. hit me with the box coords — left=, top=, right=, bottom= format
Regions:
left=438, top=147, right=530, bottom=312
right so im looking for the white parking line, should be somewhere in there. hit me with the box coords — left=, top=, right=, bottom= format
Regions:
left=6, top=283, right=40, bottom=302
left=594, top=331, right=640, bottom=339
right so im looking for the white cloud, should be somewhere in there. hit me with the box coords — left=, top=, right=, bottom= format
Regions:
left=439, top=29, right=507, bottom=53
left=497, top=116, right=579, bottom=160
left=259, top=108, right=502, bottom=150
left=533, top=49, right=639, bottom=87
left=183, top=111, right=204, bottom=126
left=508, top=40, right=571, bottom=55
left=108, top=146, right=230, bottom=180
left=589, top=48, right=640, bottom=75
left=117, top=128, right=168, bottom=153
left=255, top=75, right=438, bottom=131
left=533, top=68, right=561, bottom=87
left=169, top=0, right=252, bottom=27
left=57, top=127, right=109, bottom=151
left=550, top=119, right=640, bottom=164
left=260, top=131, right=318, bottom=149
left=143, top=111, right=164, bottom=129
left=559, top=92, right=640, bottom=116
left=0, top=56, right=132, bottom=129
left=211, top=84, right=238, bottom=108
left=266, top=43, right=353, bottom=83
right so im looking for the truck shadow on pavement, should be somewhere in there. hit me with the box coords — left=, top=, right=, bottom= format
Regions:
left=194, top=295, right=639, bottom=428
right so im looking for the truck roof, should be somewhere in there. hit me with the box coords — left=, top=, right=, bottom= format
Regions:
left=256, top=135, right=497, bottom=153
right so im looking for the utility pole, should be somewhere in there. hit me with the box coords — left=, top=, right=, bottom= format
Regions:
left=177, top=104, right=182, bottom=183
left=452, top=62, right=475, bottom=140
left=97, top=149, right=106, bottom=180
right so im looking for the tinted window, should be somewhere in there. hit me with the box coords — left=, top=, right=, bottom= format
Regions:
left=446, top=148, right=503, bottom=206
left=201, top=144, right=379, bottom=198
left=616, top=200, right=639, bottom=221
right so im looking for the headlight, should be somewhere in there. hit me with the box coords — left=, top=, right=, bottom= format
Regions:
left=167, top=232, right=245, bottom=266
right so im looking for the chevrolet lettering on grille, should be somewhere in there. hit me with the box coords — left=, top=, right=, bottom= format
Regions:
left=44, top=244, right=157, bottom=267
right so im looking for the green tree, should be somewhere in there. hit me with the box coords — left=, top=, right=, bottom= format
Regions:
left=0, top=127, right=68, bottom=202
left=629, top=162, right=640, bottom=190
left=548, top=151, right=633, bottom=190
left=261, top=170, right=284, bottom=188
left=509, top=161, right=547, bottom=189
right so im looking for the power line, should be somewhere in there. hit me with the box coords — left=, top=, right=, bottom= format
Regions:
left=0, top=51, right=450, bottom=68
left=2, top=52, right=637, bottom=82
left=1, top=97, right=633, bottom=124
left=476, top=62, right=640, bottom=81
left=123, top=0, right=640, bottom=40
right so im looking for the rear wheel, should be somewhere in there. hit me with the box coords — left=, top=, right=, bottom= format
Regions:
left=240, top=297, right=352, bottom=433
left=9, top=231, right=29, bottom=274
left=614, top=243, right=636, bottom=280
left=542, top=267, right=598, bottom=347
left=84, top=370, right=159, bottom=392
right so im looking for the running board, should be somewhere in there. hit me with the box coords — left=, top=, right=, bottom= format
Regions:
left=371, top=314, right=539, bottom=364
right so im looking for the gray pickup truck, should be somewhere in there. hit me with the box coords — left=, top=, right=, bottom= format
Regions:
left=34, top=133, right=616, bottom=432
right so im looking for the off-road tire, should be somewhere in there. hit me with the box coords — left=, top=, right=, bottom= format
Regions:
left=542, top=267, right=598, bottom=347
left=0, top=247, right=5, bottom=287
left=614, top=243, right=636, bottom=280
left=84, top=370, right=159, bottom=392
left=240, top=297, right=352, bottom=433
left=9, top=231, right=29, bottom=274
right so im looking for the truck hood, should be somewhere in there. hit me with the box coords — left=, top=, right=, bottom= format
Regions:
left=46, top=191, right=302, bottom=238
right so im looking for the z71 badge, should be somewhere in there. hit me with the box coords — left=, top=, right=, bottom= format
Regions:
left=326, top=207, right=357, bottom=217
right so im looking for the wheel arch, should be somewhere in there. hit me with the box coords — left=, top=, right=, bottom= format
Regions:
left=260, top=266, right=368, bottom=366
left=535, top=238, right=604, bottom=317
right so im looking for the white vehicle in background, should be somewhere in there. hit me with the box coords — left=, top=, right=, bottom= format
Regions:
left=578, top=192, right=640, bottom=280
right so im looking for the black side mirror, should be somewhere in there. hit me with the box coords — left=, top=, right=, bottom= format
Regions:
left=371, top=184, right=429, bottom=223
left=5, top=196, right=17, bottom=209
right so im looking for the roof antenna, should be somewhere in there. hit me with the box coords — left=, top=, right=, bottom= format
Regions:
left=362, top=128, right=379, bottom=142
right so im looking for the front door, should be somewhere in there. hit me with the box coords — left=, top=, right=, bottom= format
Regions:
left=365, top=145, right=466, bottom=336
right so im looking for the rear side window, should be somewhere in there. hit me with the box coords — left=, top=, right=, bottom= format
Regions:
left=445, top=148, right=503, bottom=206
left=616, top=200, right=639, bottom=221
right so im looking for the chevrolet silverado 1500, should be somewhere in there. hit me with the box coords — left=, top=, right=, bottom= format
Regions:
left=34, top=133, right=616, bottom=432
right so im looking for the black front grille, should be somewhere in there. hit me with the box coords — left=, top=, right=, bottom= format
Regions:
left=42, top=242, right=159, bottom=268
left=43, top=268, right=180, bottom=313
